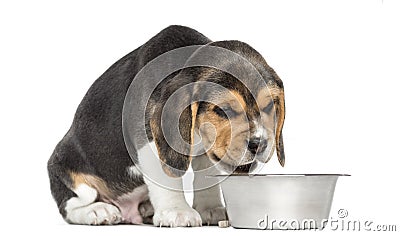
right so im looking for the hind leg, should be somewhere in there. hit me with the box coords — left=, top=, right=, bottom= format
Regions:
left=48, top=162, right=122, bottom=225
left=65, top=184, right=122, bottom=225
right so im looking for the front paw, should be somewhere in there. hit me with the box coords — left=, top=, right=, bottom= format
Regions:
left=196, top=207, right=227, bottom=226
left=153, top=207, right=202, bottom=227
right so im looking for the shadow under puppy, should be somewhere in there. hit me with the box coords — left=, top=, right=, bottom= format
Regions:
left=47, top=25, right=286, bottom=226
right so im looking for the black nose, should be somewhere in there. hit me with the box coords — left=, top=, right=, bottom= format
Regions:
left=247, top=137, right=267, bottom=155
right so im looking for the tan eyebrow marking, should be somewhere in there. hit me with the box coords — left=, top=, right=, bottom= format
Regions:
left=219, top=90, right=247, bottom=113
left=256, top=87, right=282, bottom=109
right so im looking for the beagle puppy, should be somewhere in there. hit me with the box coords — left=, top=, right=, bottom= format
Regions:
left=47, top=25, right=286, bottom=227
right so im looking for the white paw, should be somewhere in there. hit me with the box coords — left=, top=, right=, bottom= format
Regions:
left=69, top=202, right=122, bottom=225
left=196, top=207, right=227, bottom=226
left=153, top=207, right=202, bottom=227
left=87, top=202, right=122, bottom=225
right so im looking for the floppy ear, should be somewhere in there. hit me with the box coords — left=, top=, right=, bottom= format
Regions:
left=275, top=90, right=286, bottom=167
left=149, top=75, right=198, bottom=177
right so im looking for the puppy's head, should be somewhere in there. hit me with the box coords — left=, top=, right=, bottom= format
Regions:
left=195, top=79, right=285, bottom=173
left=150, top=41, right=285, bottom=177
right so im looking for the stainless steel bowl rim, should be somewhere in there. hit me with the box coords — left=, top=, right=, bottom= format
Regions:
left=207, top=174, right=350, bottom=177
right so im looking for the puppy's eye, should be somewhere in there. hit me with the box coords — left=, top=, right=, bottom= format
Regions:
left=262, top=101, right=274, bottom=114
left=213, top=106, right=237, bottom=119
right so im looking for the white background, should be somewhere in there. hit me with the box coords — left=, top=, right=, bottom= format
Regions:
left=1, top=0, right=399, bottom=235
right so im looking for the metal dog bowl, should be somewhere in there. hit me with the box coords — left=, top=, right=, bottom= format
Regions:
left=210, top=174, right=349, bottom=230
